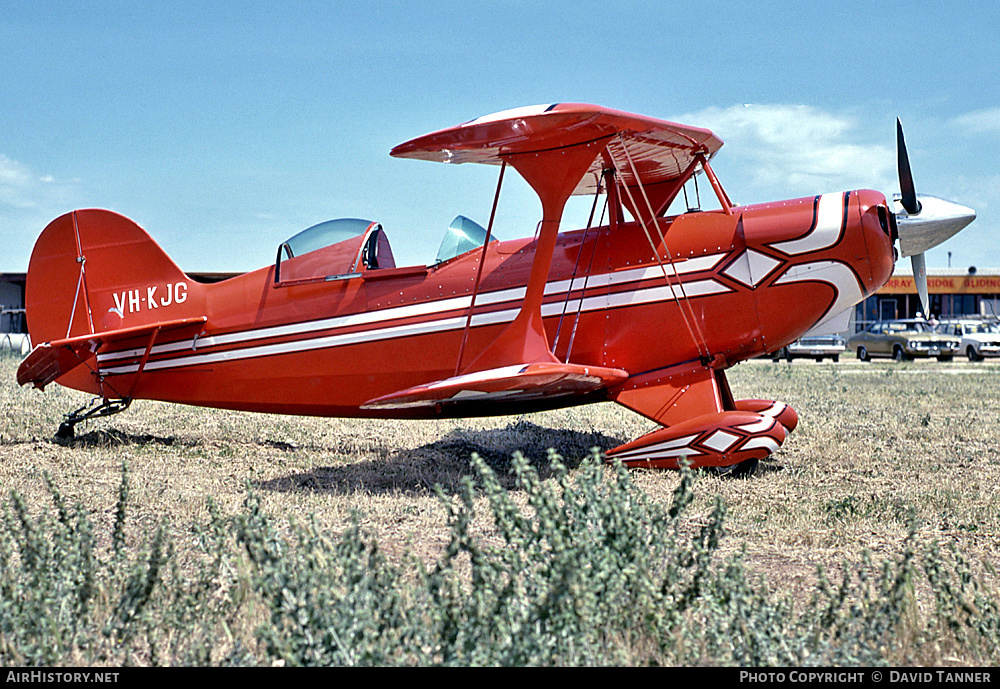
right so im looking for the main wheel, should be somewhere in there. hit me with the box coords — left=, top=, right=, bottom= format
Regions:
left=711, top=457, right=760, bottom=479
left=857, top=346, right=869, bottom=362
left=893, top=345, right=908, bottom=362
left=968, top=346, right=984, bottom=362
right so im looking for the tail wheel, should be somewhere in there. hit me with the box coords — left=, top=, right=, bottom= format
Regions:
left=857, top=346, right=869, bottom=361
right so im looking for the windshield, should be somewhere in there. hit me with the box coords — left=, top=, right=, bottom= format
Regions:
left=968, top=323, right=1000, bottom=334
left=886, top=321, right=932, bottom=333
left=282, top=218, right=375, bottom=257
left=435, top=215, right=494, bottom=264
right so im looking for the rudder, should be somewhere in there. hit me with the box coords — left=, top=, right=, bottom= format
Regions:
left=25, top=210, right=201, bottom=347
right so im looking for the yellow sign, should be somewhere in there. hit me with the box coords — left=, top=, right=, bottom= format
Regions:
left=878, top=274, right=1000, bottom=295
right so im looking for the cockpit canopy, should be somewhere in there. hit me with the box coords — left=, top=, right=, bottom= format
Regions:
left=282, top=218, right=376, bottom=258
left=275, top=218, right=395, bottom=285
left=274, top=215, right=496, bottom=286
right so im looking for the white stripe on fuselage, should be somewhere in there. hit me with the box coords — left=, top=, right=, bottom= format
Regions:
left=774, top=260, right=864, bottom=328
left=99, top=254, right=727, bottom=364
left=772, top=193, right=846, bottom=256
left=97, top=256, right=731, bottom=375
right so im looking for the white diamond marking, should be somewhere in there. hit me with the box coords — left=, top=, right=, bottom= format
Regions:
left=703, top=430, right=740, bottom=453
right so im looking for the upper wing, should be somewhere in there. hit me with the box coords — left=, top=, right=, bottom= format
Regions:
left=390, top=103, right=723, bottom=196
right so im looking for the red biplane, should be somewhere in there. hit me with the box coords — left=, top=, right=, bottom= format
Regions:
left=17, top=104, right=975, bottom=474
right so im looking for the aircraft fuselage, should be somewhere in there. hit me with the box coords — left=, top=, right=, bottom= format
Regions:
left=52, top=189, right=894, bottom=418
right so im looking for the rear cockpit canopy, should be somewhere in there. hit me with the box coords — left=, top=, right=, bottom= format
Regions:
left=275, top=218, right=395, bottom=285
left=282, top=218, right=376, bottom=258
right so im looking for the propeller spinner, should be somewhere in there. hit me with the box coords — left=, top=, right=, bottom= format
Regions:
left=893, top=118, right=977, bottom=316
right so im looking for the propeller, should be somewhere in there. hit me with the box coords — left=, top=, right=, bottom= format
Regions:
left=893, top=118, right=976, bottom=317
left=896, top=118, right=921, bottom=215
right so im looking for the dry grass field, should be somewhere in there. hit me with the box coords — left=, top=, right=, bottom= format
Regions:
left=2, top=353, right=999, bottom=664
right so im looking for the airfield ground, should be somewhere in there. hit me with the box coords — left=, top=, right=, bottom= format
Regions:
left=2, top=354, right=998, bottom=601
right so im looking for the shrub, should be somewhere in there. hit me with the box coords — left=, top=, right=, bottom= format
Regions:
left=1, top=453, right=999, bottom=666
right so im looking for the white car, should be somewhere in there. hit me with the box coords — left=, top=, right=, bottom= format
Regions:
left=935, top=319, right=1000, bottom=361
left=772, top=335, right=847, bottom=362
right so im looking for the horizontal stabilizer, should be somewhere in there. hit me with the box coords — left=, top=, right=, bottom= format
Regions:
left=361, top=362, right=629, bottom=411
left=18, top=316, right=207, bottom=390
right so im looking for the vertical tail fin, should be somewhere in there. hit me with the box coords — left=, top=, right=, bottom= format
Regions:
left=25, top=210, right=202, bottom=347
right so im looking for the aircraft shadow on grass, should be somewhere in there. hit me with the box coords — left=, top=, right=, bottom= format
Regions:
left=59, top=428, right=190, bottom=449
left=58, top=420, right=782, bottom=496
left=259, top=420, right=625, bottom=496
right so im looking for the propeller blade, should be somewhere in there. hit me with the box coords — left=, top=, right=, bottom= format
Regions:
left=911, top=252, right=929, bottom=317
left=890, top=117, right=975, bottom=311
left=896, top=118, right=921, bottom=215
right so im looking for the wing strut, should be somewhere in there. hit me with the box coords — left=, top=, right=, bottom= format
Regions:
left=701, top=158, right=734, bottom=214
left=363, top=138, right=632, bottom=412
left=604, top=135, right=711, bottom=360
left=454, top=160, right=507, bottom=375
left=551, top=169, right=608, bottom=362
left=461, top=140, right=606, bottom=373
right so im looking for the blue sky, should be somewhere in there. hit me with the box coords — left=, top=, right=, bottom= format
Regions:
left=2, top=1, right=998, bottom=273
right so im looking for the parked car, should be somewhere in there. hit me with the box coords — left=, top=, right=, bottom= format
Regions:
left=934, top=318, right=1000, bottom=361
left=848, top=319, right=960, bottom=362
left=772, top=335, right=846, bottom=362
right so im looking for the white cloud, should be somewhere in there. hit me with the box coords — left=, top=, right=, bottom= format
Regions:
left=948, top=173, right=1000, bottom=213
left=0, top=154, right=82, bottom=270
left=0, top=155, right=38, bottom=209
left=951, top=108, right=1000, bottom=135
left=673, top=104, right=895, bottom=203
left=0, top=154, right=79, bottom=211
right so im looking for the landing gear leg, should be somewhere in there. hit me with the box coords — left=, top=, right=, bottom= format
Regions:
left=55, top=397, right=132, bottom=440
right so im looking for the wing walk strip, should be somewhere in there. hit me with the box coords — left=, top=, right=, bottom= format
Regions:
left=96, top=257, right=731, bottom=375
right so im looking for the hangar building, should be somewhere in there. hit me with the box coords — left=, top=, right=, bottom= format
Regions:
left=0, top=272, right=233, bottom=353
left=0, top=273, right=27, bottom=334
left=854, top=265, right=1000, bottom=330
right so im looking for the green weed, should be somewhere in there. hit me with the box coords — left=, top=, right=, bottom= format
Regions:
left=1, top=455, right=999, bottom=666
